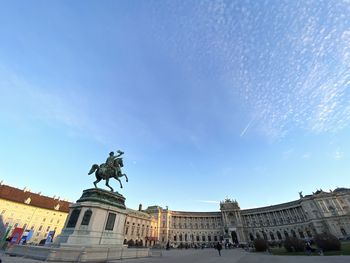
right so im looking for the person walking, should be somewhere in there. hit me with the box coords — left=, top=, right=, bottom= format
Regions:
left=216, top=242, right=222, bottom=256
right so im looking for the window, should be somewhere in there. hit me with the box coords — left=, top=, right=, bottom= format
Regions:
left=306, top=230, right=312, bottom=238
left=262, top=231, right=267, bottom=240
left=81, top=210, right=92, bottom=226
left=269, top=232, right=275, bottom=240
left=38, top=225, right=43, bottom=231
left=277, top=231, right=282, bottom=240
left=105, top=213, right=116, bottom=231
left=67, top=209, right=81, bottom=228
left=291, top=230, right=297, bottom=238
left=341, top=228, right=347, bottom=236
left=125, top=226, right=129, bottom=235
left=46, top=226, right=50, bottom=232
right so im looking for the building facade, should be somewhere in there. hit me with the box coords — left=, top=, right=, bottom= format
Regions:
left=1, top=183, right=350, bottom=247
left=123, top=205, right=159, bottom=247
left=141, top=188, right=350, bottom=247
left=0, top=184, right=70, bottom=244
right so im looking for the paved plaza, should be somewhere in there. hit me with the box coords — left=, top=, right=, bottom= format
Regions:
left=1, top=248, right=350, bottom=263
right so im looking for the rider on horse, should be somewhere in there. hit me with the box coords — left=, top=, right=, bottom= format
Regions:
left=105, top=150, right=124, bottom=177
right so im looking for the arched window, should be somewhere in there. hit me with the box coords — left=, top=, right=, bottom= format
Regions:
left=256, top=233, right=261, bottom=239
left=249, top=233, right=254, bottom=241
left=269, top=232, right=275, bottom=240
left=306, top=230, right=312, bottom=238
left=291, top=230, right=297, bottom=238
left=81, top=210, right=92, bottom=226
left=67, top=208, right=81, bottom=228
left=298, top=230, right=305, bottom=238
left=262, top=231, right=267, bottom=240
left=284, top=230, right=289, bottom=238
left=277, top=231, right=282, bottom=240
left=341, top=228, right=347, bottom=236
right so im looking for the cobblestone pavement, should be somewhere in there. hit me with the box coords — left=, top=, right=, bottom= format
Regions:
left=1, top=248, right=350, bottom=263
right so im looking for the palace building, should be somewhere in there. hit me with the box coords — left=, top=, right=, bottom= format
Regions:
left=0, top=184, right=70, bottom=244
left=143, top=188, right=350, bottom=247
left=1, top=182, right=350, bottom=247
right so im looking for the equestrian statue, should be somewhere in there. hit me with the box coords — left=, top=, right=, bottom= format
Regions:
left=88, top=150, right=129, bottom=192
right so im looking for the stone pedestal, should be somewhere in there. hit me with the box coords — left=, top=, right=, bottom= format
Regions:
left=55, top=188, right=127, bottom=247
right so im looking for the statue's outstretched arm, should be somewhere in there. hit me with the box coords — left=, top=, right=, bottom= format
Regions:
left=116, top=150, right=124, bottom=157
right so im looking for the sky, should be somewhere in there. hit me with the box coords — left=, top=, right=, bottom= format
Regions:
left=1, top=0, right=350, bottom=212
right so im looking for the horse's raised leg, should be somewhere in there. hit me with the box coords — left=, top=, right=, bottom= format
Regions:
left=116, top=178, right=123, bottom=189
left=123, top=173, right=128, bottom=182
left=105, top=178, right=114, bottom=192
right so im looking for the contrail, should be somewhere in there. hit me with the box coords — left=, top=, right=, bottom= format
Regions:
left=240, top=118, right=255, bottom=137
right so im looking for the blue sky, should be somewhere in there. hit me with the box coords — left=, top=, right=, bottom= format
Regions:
left=1, top=0, right=350, bottom=211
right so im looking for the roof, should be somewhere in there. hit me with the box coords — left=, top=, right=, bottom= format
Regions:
left=333, top=187, right=350, bottom=193
left=0, top=184, right=71, bottom=213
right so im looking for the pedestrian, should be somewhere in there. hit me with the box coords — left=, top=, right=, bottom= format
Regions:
left=216, top=242, right=222, bottom=256
left=305, top=241, right=312, bottom=256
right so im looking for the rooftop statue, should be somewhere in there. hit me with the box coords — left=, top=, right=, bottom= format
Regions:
left=88, top=150, right=128, bottom=192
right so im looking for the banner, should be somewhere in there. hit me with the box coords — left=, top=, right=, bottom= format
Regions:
left=1, top=225, right=11, bottom=241
left=0, top=218, right=6, bottom=241
left=10, top=227, right=24, bottom=244
left=44, top=230, right=55, bottom=245
left=19, top=230, right=33, bottom=244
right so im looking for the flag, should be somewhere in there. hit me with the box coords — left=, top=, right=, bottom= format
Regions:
left=10, top=227, right=24, bottom=244
left=44, top=230, right=55, bottom=245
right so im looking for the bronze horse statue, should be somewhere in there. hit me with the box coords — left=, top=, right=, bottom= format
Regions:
left=88, top=158, right=128, bottom=192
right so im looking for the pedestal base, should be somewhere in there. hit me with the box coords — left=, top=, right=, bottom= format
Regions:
left=55, top=188, right=127, bottom=247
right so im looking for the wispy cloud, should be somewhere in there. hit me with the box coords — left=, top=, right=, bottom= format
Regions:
left=302, top=153, right=311, bottom=159
left=282, top=148, right=294, bottom=159
left=334, top=148, right=344, bottom=160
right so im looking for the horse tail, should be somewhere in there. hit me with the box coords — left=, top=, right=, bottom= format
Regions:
left=88, top=164, right=99, bottom=175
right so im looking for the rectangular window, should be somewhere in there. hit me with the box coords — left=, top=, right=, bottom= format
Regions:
left=105, top=213, right=116, bottom=231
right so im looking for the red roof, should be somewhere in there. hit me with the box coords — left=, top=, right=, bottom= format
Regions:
left=0, top=184, right=71, bottom=213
